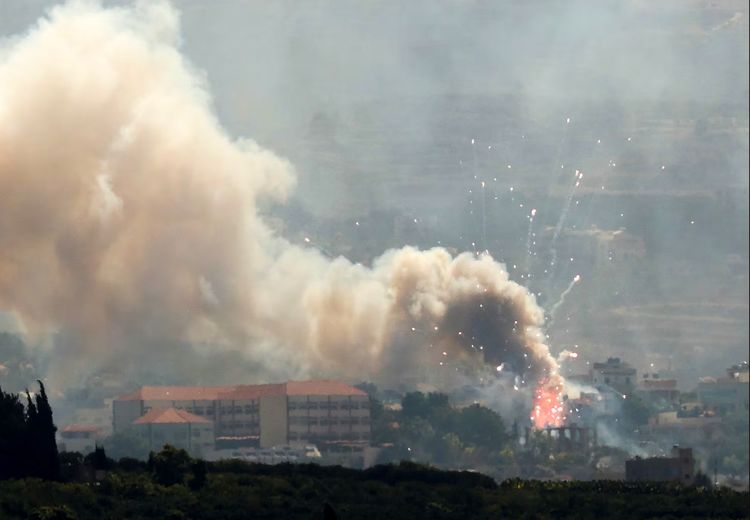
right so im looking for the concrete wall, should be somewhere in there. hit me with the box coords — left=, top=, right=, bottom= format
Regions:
left=260, top=394, right=288, bottom=448
left=135, top=422, right=214, bottom=457
left=113, top=400, right=143, bottom=432
left=287, top=395, right=370, bottom=443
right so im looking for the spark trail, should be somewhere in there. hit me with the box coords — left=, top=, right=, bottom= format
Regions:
left=547, top=170, right=583, bottom=283
left=481, top=180, right=487, bottom=253
left=524, top=208, right=537, bottom=277
left=547, top=274, right=581, bottom=329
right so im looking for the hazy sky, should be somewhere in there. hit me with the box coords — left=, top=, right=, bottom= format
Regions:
left=0, top=0, right=747, bottom=390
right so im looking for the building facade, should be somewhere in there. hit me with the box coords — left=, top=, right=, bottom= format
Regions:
left=590, top=357, right=637, bottom=395
left=58, top=424, right=103, bottom=454
left=114, top=380, right=370, bottom=450
left=638, top=374, right=680, bottom=407
left=626, top=446, right=695, bottom=485
left=697, top=363, right=750, bottom=414
left=133, top=408, right=214, bottom=457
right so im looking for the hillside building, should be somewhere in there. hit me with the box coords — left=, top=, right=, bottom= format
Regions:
left=697, top=363, right=749, bottom=414
left=132, top=407, right=214, bottom=457
left=590, top=357, right=637, bottom=395
left=58, top=424, right=103, bottom=454
left=638, top=373, right=680, bottom=407
left=113, top=380, right=370, bottom=450
left=626, top=446, right=695, bottom=485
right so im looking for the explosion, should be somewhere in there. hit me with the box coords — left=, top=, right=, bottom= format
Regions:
left=530, top=378, right=565, bottom=428
left=0, top=1, right=564, bottom=418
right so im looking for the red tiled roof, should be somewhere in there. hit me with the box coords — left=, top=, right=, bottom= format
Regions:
left=117, top=380, right=366, bottom=402
left=217, top=383, right=285, bottom=401
left=117, top=386, right=235, bottom=401
left=62, top=424, right=102, bottom=433
left=133, top=407, right=212, bottom=425
left=286, top=380, right=367, bottom=397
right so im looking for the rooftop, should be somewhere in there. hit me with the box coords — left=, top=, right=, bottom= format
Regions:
left=133, top=407, right=212, bottom=425
left=592, top=357, right=636, bottom=374
left=117, top=380, right=367, bottom=402
left=62, top=424, right=102, bottom=433
left=286, top=380, right=367, bottom=397
left=641, top=379, right=678, bottom=390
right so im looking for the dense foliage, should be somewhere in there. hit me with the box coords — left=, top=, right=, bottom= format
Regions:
left=0, top=451, right=747, bottom=520
left=0, top=382, right=59, bottom=480
left=372, top=390, right=511, bottom=468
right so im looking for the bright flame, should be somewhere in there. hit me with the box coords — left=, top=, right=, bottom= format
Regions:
left=530, top=379, right=564, bottom=428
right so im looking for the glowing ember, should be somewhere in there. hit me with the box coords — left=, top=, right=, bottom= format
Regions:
left=530, top=379, right=564, bottom=428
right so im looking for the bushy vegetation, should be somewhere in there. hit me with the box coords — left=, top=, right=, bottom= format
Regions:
left=0, top=448, right=747, bottom=520
left=1, top=382, right=747, bottom=518
left=371, top=390, right=512, bottom=469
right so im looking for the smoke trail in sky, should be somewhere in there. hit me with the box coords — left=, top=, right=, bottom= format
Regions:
left=547, top=275, right=581, bottom=330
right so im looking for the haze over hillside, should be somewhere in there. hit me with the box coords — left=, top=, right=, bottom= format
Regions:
left=0, top=0, right=747, bottom=393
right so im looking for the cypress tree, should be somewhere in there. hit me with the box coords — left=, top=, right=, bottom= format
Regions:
left=0, top=382, right=59, bottom=480
left=0, top=387, right=27, bottom=479
left=34, top=381, right=60, bottom=480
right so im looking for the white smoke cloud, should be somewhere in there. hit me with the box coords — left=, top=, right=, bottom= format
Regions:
left=0, top=1, right=561, bottom=392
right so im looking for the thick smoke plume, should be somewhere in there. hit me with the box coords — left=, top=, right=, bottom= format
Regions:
left=0, top=1, right=561, bottom=403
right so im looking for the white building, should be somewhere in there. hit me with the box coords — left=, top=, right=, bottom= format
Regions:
left=58, top=424, right=103, bottom=454
left=590, top=357, right=637, bottom=395
left=132, top=407, right=214, bottom=457
left=113, top=380, right=370, bottom=450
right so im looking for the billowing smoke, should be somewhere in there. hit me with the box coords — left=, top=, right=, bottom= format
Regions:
left=0, top=1, right=561, bottom=402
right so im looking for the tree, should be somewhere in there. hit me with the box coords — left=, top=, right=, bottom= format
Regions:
left=103, top=429, right=150, bottom=460
left=27, top=381, right=60, bottom=480
left=454, top=404, right=508, bottom=450
left=402, top=392, right=429, bottom=418
left=150, top=445, right=192, bottom=486
left=621, top=395, right=652, bottom=429
left=0, top=386, right=27, bottom=479
left=402, top=392, right=451, bottom=421
left=59, top=452, right=84, bottom=482
left=84, top=446, right=113, bottom=472
left=188, top=459, right=207, bottom=490
left=0, top=381, right=59, bottom=480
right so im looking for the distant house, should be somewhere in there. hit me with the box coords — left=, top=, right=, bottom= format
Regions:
left=132, top=407, right=214, bottom=457
left=638, top=373, right=680, bottom=407
left=647, top=411, right=721, bottom=432
left=58, top=424, right=103, bottom=454
left=590, top=358, right=637, bottom=395
left=697, top=363, right=749, bottom=414
left=626, top=446, right=694, bottom=485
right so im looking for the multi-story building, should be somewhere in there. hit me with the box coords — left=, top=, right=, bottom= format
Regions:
left=113, top=380, right=370, bottom=449
left=638, top=373, right=680, bottom=407
left=590, top=357, right=637, bottom=395
left=132, top=408, right=214, bottom=457
left=58, top=424, right=103, bottom=454
left=626, top=446, right=695, bottom=485
left=697, top=363, right=750, bottom=414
